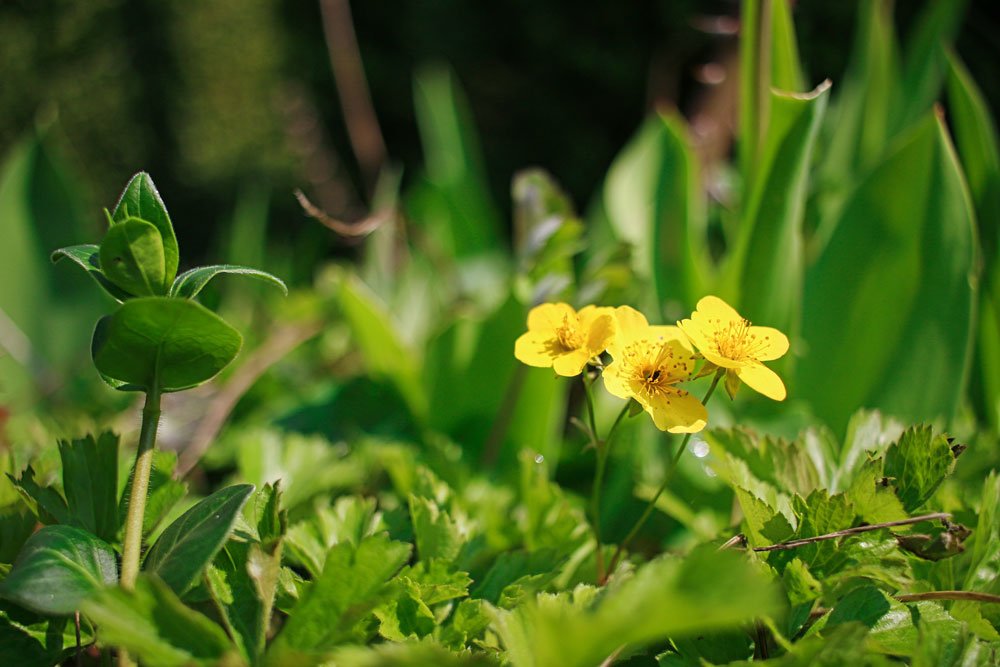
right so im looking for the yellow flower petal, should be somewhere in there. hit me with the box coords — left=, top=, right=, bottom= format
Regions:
left=527, top=302, right=576, bottom=332
left=748, top=326, right=789, bottom=361
left=552, top=348, right=591, bottom=377
left=737, top=363, right=787, bottom=401
left=601, top=360, right=631, bottom=399
left=694, top=295, right=742, bottom=324
left=613, top=305, right=650, bottom=338
left=514, top=331, right=559, bottom=367
left=644, top=387, right=708, bottom=433
left=580, top=307, right=616, bottom=354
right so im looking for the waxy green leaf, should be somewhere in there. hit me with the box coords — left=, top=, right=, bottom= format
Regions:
left=50, top=244, right=131, bottom=302
left=111, top=172, right=179, bottom=285
left=99, top=217, right=168, bottom=297
left=169, top=264, right=287, bottom=299
left=144, top=483, right=254, bottom=595
left=91, top=297, right=242, bottom=392
left=0, top=525, right=117, bottom=615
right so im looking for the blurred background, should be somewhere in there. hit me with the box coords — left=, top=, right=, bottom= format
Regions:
left=2, top=0, right=997, bottom=268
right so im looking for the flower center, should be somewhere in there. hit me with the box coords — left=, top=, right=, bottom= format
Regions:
left=621, top=339, right=690, bottom=397
left=712, top=318, right=763, bottom=361
left=554, top=315, right=584, bottom=351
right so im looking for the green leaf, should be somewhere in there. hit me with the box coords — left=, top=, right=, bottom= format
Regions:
left=99, top=216, right=168, bottom=297
left=169, top=264, right=287, bottom=299
left=409, top=495, right=463, bottom=562
left=602, top=111, right=709, bottom=316
left=947, top=52, right=1000, bottom=431
left=111, top=172, right=179, bottom=285
left=268, top=534, right=411, bottom=661
left=770, top=0, right=804, bottom=91
left=846, top=459, right=907, bottom=524
left=782, top=558, right=822, bottom=606
left=883, top=425, right=955, bottom=513
left=0, top=525, right=117, bottom=615
left=410, top=63, right=502, bottom=259
left=58, top=432, right=119, bottom=542
left=330, top=642, right=499, bottom=667
left=721, top=81, right=830, bottom=337
left=799, top=114, right=977, bottom=434
left=82, top=575, right=234, bottom=667
left=50, top=244, right=131, bottom=302
left=6, top=466, right=71, bottom=526
left=207, top=539, right=281, bottom=663
left=0, top=506, right=35, bottom=564
left=490, top=548, right=780, bottom=667
left=284, top=495, right=382, bottom=578
left=144, top=484, right=254, bottom=595
left=91, top=296, right=242, bottom=392
left=0, top=605, right=95, bottom=667
left=336, top=271, right=424, bottom=417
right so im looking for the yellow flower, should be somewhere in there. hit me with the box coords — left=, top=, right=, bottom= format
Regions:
left=678, top=295, right=789, bottom=400
left=602, top=306, right=707, bottom=433
left=514, top=303, right=616, bottom=377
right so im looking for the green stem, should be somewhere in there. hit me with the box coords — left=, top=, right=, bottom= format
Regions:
left=583, top=372, right=632, bottom=584
left=605, top=370, right=723, bottom=578
left=120, top=386, right=161, bottom=591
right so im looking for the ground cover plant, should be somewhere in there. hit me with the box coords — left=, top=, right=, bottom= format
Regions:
left=1, top=0, right=999, bottom=665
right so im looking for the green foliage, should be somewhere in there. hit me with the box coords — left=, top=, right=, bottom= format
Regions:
left=143, top=484, right=254, bottom=595
left=0, top=525, right=117, bottom=615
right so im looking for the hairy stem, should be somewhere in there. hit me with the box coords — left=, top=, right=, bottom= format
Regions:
left=120, top=386, right=162, bottom=590
left=605, top=370, right=723, bottom=577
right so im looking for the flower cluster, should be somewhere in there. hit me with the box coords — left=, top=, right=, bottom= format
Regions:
left=514, top=296, right=789, bottom=433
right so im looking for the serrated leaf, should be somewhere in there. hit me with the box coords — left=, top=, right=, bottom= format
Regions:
left=284, top=495, right=382, bottom=577
left=268, top=534, right=411, bottom=661
left=111, top=172, right=179, bottom=285
left=169, top=264, right=287, bottom=300
left=50, top=244, right=131, bottom=302
left=0, top=605, right=95, bottom=667
left=91, top=297, right=242, bottom=393
left=783, top=558, right=822, bottom=606
left=883, top=425, right=955, bottom=512
left=847, top=459, right=908, bottom=524
left=207, top=540, right=280, bottom=663
left=144, top=484, right=254, bottom=595
left=491, top=548, right=780, bottom=667
left=58, top=432, right=119, bottom=542
left=330, top=641, right=499, bottom=667
left=6, top=466, right=71, bottom=526
left=99, top=217, right=168, bottom=297
left=0, top=525, right=117, bottom=615
left=82, top=575, right=234, bottom=667
left=409, top=495, right=463, bottom=562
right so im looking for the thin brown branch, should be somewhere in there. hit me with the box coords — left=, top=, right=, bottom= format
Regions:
left=318, top=0, right=386, bottom=191
left=176, top=322, right=324, bottom=478
left=896, top=591, right=1000, bottom=605
left=750, top=513, right=952, bottom=552
left=294, top=189, right=389, bottom=238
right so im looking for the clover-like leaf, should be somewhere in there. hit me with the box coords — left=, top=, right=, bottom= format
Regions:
left=50, top=244, right=131, bottom=302
left=91, top=297, right=242, bottom=393
left=99, top=217, right=168, bottom=297
left=111, top=172, right=179, bottom=284
left=169, top=264, right=288, bottom=300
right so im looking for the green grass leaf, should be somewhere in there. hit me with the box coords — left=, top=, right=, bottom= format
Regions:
left=91, top=296, right=242, bottom=393
left=602, top=111, right=708, bottom=317
left=722, top=82, right=830, bottom=338
left=82, top=575, right=234, bottom=667
left=143, top=483, right=254, bottom=595
left=0, top=525, right=117, bottom=615
left=799, top=114, right=977, bottom=434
